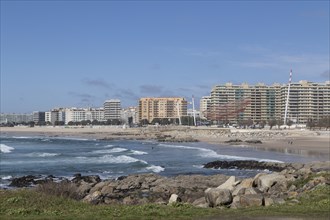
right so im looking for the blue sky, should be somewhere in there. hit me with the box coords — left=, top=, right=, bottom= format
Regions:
left=1, top=1, right=329, bottom=113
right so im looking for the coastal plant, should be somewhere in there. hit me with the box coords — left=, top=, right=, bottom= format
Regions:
left=35, top=181, right=80, bottom=200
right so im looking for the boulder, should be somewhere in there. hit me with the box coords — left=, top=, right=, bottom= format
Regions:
left=257, top=173, right=287, bottom=191
left=168, top=194, right=181, bottom=205
left=9, top=175, right=38, bottom=187
left=83, top=191, right=103, bottom=204
left=192, top=197, right=208, bottom=208
left=205, top=188, right=232, bottom=207
left=239, top=194, right=264, bottom=207
left=217, top=176, right=236, bottom=191
left=230, top=196, right=242, bottom=209
left=244, top=187, right=262, bottom=195
left=101, top=185, right=115, bottom=196
left=264, top=197, right=274, bottom=207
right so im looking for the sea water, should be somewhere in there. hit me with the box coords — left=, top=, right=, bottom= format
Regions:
left=0, top=135, right=324, bottom=188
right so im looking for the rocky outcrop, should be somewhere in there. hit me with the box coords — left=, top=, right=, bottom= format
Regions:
left=203, top=160, right=286, bottom=172
left=9, top=161, right=330, bottom=210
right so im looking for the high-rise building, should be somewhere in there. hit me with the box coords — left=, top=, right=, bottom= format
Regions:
left=104, top=99, right=121, bottom=120
left=0, top=113, right=33, bottom=124
left=33, top=111, right=46, bottom=124
left=138, top=97, right=188, bottom=123
left=207, top=81, right=330, bottom=124
left=199, top=96, right=211, bottom=119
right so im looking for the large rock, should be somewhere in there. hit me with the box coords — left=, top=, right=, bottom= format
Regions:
left=192, top=197, right=208, bottom=208
left=232, top=178, right=253, bottom=196
left=205, top=188, right=232, bottom=207
left=83, top=191, right=103, bottom=204
left=168, top=194, right=181, bottom=205
left=257, top=173, right=287, bottom=191
left=240, top=194, right=264, bottom=207
left=9, top=175, right=38, bottom=187
left=217, top=176, right=236, bottom=191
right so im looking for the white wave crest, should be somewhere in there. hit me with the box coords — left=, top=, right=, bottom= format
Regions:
left=28, top=152, right=61, bottom=157
left=130, top=150, right=148, bottom=155
left=104, top=144, right=114, bottom=148
left=146, top=165, right=165, bottom=173
left=1, top=175, right=12, bottom=180
left=0, top=144, right=15, bottom=153
left=99, top=155, right=148, bottom=164
left=158, top=143, right=283, bottom=163
left=92, top=148, right=127, bottom=154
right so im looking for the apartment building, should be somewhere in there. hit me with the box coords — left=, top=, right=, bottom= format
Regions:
left=0, top=113, right=33, bottom=124
left=33, top=111, right=46, bottom=124
left=280, top=80, right=330, bottom=124
left=207, top=81, right=330, bottom=124
left=104, top=99, right=121, bottom=120
left=64, top=107, right=105, bottom=124
left=138, top=97, right=188, bottom=123
left=199, top=96, right=211, bottom=119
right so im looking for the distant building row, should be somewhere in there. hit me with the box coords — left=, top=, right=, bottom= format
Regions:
left=200, top=80, right=330, bottom=124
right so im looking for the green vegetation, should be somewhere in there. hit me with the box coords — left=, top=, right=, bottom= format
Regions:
left=1, top=184, right=329, bottom=220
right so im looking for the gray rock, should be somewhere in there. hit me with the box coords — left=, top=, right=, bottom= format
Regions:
left=244, top=187, right=262, bottom=195
left=264, top=197, right=274, bottom=207
left=257, top=173, right=287, bottom=191
left=83, top=191, right=103, bottom=204
left=192, top=197, right=208, bottom=208
left=217, top=176, right=236, bottom=191
left=240, top=194, right=264, bottom=207
left=168, top=194, right=181, bottom=205
left=205, top=188, right=232, bottom=207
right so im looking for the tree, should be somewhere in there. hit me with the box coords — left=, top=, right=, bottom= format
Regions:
left=306, top=118, right=315, bottom=130
left=268, top=119, right=277, bottom=130
left=140, top=119, right=149, bottom=126
left=287, top=120, right=294, bottom=128
left=276, top=119, right=284, bottom=129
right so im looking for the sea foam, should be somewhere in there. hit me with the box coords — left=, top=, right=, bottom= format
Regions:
left=130, top=150, right=148, bottom=155
left=146, top=165, right=165, bottom=173
left=27, top=152, right=61, bottom=157
left=0, top=144, right=15, bottom=153
left=158, top=143, right=283, bottom=163
left=92, top=148, right=127, bottom=154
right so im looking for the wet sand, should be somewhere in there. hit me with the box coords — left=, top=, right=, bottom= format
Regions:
left=1, top=126, right=329, bottom=160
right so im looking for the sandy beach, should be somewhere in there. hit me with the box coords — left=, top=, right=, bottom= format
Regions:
left=1, top=126, right=329, bottom=160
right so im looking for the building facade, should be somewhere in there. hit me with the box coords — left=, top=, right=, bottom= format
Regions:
left=199, top=96, right=211, bottom=119
left=207, top=81, right=330, bottom=124
left=104, top=99, right=121, bottom=120
left=64, top=107, right=105, bottom=124
left=0, top=113, right=33, bottom=124
left=138, top=97, right=188, bottom=123
left=33, top=111, right=46, bottom=124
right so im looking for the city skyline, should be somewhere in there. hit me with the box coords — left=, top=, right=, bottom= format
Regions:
left=1, top=1, right=329, bottom=113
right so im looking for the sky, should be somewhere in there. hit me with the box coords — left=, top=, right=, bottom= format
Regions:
left=1, top=1, right=329, bottom=113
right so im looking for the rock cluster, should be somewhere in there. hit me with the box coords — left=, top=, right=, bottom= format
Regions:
left=204, top=161, right=329, bottom=209
left=9, top=161, right=329, bottom=209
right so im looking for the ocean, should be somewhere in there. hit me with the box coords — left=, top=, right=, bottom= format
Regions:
left=0, top=135, right=324, bottom=188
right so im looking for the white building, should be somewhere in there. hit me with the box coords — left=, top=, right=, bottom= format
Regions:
left=104, top=99, right=121, bottom=120
left=64, top=107, right=105, bottom=124
left=199, top=96, right=211, bottom=119
left=121, top=107, right=138, bottom=125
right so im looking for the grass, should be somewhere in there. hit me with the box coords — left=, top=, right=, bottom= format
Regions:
left=0, top=185, right=329, bottom=220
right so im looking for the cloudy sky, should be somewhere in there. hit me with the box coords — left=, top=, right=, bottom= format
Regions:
left=1, top=1, right=329, bottom=113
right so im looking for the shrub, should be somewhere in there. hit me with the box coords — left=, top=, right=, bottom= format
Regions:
left=35, top=181, right=80, bottom=200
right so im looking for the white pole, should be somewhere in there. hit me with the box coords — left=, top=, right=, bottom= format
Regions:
left=192, top=95, right=197, bottom=126
left=284, top=69, right=292, bottom=125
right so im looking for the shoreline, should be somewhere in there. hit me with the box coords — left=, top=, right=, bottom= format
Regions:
left=1, top=126, right=329, bottom=161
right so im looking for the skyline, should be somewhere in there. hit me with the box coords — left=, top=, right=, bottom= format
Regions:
left=1, top=1, right=329, bottom=113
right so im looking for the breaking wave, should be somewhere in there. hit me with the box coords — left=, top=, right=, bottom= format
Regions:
left=146, top=165, right=165, bottom=173
left=158, top=143, right=283, bottom=163
left=0, top=144, right=15, bottom=153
